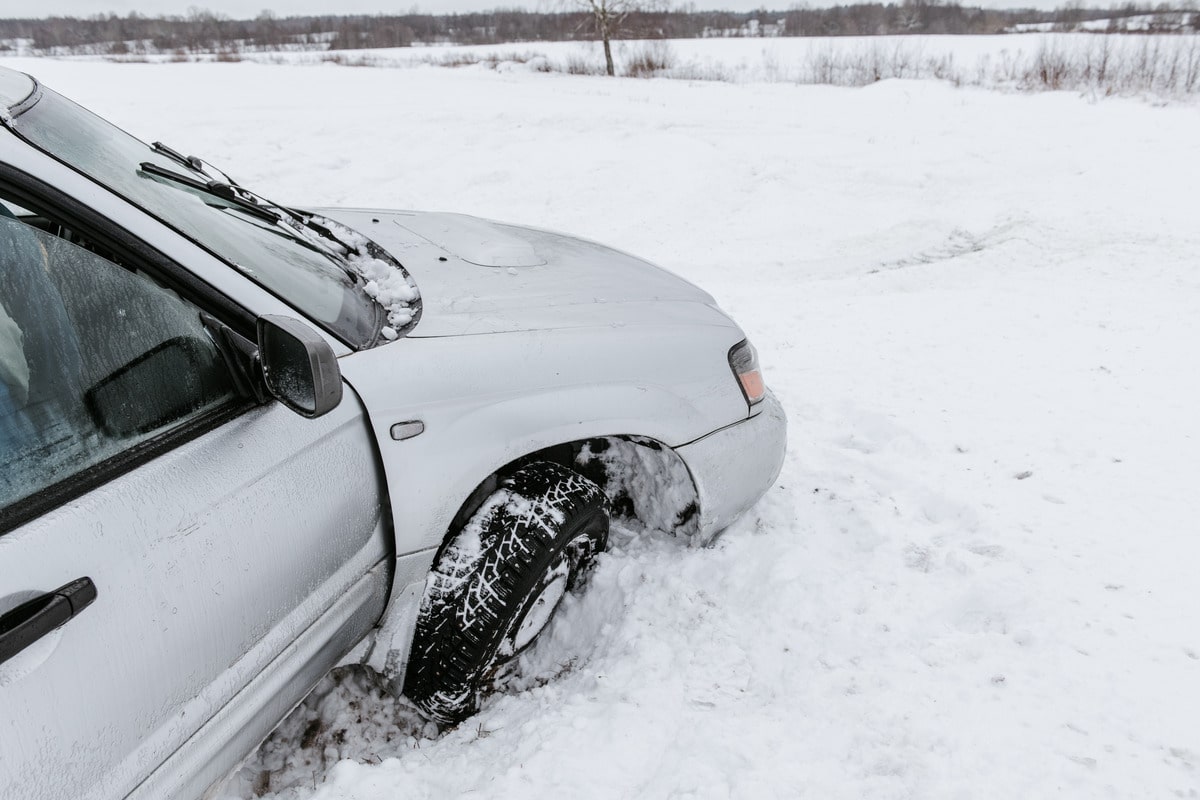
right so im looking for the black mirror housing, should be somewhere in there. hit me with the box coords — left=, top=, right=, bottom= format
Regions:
left=257, top=315, right=343, bottom=418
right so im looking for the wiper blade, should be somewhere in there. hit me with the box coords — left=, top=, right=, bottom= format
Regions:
left=151, top=141, right=359, bottom=258
left=220, top=187, right=360, bottom=265
left=137, top=162, right=280, bottom=224
left=138, top=162, right=361, bottom=282
left=289, top=209, right=359, bottom=254
left=152, top=141, right=244, bottom=192
left=152, top=141, right=206, bottom=175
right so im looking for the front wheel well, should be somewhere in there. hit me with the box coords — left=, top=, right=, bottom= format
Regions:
left=444, top=436, right=700, bottom=558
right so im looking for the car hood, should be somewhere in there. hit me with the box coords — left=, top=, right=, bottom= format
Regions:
left=318, top=208, right=728, bottom=338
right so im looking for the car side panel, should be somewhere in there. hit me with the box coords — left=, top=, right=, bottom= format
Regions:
left=0, top=393, right=389, bottom=800
left=133, top=562, right=390, bottom=800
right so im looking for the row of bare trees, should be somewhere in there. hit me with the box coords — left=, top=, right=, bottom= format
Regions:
left=2, top=4, right=1197, bottom=69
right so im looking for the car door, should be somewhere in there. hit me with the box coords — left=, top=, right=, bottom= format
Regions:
left=0, top=200, right=390, bottom=799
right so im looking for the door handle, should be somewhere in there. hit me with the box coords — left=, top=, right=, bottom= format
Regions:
left=0, top=577, right=97, bottom=666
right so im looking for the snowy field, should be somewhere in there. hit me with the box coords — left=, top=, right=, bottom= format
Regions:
left=262, top=32, right=1200, bottom=83
left=344, top=34, right=1200, bottom=94
left=5, top=57, right=1199, bottom=798
left=41, top=32, right=1200, bottom=93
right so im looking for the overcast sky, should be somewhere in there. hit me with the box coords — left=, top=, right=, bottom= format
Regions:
left=0, top=0, right=1077, bottom=19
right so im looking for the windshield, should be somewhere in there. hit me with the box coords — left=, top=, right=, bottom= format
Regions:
left=9, top=87, right=379, bottom=348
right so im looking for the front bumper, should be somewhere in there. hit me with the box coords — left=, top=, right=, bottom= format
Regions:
left=676, top=391, right=787, bottom=542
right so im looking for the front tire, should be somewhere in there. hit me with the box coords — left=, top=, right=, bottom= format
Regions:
left=405, top=462, right=609, bottom=724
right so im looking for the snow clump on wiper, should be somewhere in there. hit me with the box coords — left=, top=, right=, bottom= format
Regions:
left=353, top=253, right=419, bottom=340
left=336, top=229, right=420, bottom=341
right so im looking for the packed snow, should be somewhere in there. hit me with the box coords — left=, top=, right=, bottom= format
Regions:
left=339, top=241, right=419, bottom=339
left=4, top=56, right=1198, bottom=798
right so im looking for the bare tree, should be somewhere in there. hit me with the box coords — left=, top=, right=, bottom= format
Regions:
left=572, top=0, right=659, bottom=77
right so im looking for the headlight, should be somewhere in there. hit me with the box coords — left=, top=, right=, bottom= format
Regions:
left=728, top=339, right=766, bottom=407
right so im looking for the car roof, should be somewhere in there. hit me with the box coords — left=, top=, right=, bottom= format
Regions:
left=0, top=67, right=36, bottom=114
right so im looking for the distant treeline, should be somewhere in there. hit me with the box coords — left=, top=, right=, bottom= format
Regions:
left=1, top=4, right=1196, bottom=55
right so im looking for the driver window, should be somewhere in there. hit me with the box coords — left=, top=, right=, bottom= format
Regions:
left=0, top=203, right=237, bottom=514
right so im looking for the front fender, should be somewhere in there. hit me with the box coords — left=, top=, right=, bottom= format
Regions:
left=338, top=323, right=747, bottom=557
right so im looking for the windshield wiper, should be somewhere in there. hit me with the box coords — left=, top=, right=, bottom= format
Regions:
left=151, top=141, right=361, bottom=257
left=152, top=141, right=207, bottom=175
left=138, top=162, right=281, bottom=224
left=137, top=161, right=365, bottom=287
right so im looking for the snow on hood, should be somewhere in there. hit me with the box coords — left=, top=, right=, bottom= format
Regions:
left=317, top=209, right=726, bottom=338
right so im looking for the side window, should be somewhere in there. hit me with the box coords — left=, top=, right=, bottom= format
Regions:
left=0, top=205, right=237, bottom=512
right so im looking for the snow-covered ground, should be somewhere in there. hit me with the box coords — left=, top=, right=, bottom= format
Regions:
left=42, top=32, right=1200, bottom=93
left=5, top=57, right=1199, bottom=798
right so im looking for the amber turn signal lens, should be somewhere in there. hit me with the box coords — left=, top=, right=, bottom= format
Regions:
left=739, top=370, right=766, bottom=404
left=728, top=339, right=766, bottom=407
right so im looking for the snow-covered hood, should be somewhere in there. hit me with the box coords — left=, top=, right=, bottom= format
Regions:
left=319, top=209, right=727, bottom=338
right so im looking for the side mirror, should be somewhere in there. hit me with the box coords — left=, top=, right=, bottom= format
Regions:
left=85, top=336, right=229, bottom=437
left=257, top=315, right=343, bottom=418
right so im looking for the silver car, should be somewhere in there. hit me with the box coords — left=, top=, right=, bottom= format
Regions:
left=0, top=65, right=786, bottom=800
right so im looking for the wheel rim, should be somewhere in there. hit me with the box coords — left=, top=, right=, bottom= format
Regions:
left=509, top=555, right=571, bottom=654
left=501, top=527, right=600, bottom=659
